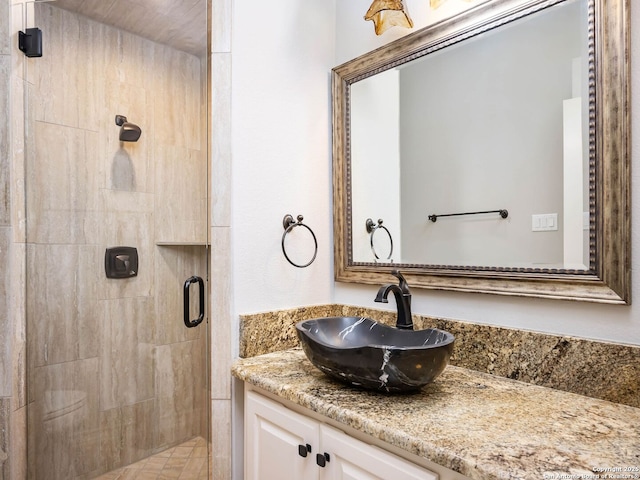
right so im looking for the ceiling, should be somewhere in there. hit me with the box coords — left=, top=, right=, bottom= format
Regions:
left=51, top=0, right=207, bottom=57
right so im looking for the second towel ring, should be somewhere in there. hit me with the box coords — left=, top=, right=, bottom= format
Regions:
left=282, top=214, right=318, bottom=268
left=366, top=218, right=393, bottom=261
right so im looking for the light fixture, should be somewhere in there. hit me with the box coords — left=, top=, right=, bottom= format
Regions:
left=364, top=0, right=414, bottom=36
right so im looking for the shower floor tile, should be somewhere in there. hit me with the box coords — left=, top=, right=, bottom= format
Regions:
left=95, top=437, right=209, bottom=480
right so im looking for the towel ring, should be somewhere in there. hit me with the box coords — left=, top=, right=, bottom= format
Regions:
left=366, top=218, right=393, bottom=261
left=282, top=214, right=318, bottom=268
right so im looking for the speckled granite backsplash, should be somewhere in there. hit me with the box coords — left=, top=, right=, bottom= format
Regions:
left=239, top=304, right=640, bottom=408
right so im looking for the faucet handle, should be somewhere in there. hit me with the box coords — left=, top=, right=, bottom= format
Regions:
left=391, top=270, right=409, bottom=294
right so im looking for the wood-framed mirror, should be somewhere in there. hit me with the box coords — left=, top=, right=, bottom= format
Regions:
left=332, top=0, right=630, bottom=304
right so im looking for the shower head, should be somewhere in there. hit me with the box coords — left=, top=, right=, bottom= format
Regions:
left=115, top=115, right=142, bottom=142
left=120, top=122, right=142, bottom=142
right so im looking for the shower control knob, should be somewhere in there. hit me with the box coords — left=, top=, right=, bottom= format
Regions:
left=105, top=246, right=138, bottom=279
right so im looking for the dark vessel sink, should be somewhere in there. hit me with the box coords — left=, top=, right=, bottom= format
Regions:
left=296, top=316, right=455, bottom=393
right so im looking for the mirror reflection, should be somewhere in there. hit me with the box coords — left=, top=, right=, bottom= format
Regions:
left=350, top=0, right=591, bottom=270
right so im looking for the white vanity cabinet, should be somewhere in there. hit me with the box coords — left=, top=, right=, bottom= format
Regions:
left=245, top=389, right=319, bottom=480
left=245, top=390, right=439, bottom=480
left=320, top=422, right=438, bottom=480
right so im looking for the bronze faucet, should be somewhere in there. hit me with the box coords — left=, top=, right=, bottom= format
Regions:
left=374, top=270, right=413, bottom=330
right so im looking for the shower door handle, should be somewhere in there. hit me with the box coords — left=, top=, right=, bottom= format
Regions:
left=184, top=276, right=205, bottom=328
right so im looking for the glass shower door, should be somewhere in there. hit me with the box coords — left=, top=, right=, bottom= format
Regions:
left=24, top=1, right=210, bottom=478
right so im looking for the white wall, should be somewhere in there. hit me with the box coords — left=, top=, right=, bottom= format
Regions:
left=231, top=5, right=336, bottom=478
left=231, top=0, right=336, bottom=315
left=333, top=0, right=640, bottom=346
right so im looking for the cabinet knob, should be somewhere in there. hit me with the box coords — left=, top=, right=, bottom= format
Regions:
left=298, top=443, right=312, bottom=458
left=316, top=452, right=330, bottom=467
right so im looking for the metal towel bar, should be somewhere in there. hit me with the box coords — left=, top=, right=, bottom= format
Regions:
left=428, top=209, right=508, bottom=222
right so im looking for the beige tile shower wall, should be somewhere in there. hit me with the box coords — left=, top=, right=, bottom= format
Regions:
left=1, top=0, right=11, bottom=476
left=0, top=232, right=10, bottom=397
left=209, top=0, right=233, bottom=477
left=1, top=54, right=10, bottom=389
left=0, top=0, right=8, bottom=55
left=4, top=1, right=29, bottom=479
left=0, top=23, right=8, bottom=228
left=23, top=4, right=209, bottom=479
left=0, top=231, right=10, bottom=472
left=154, top=245, right=209, bottom=446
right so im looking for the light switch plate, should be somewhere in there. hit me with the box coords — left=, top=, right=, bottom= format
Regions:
left=532, top=213, right=558, bottom=232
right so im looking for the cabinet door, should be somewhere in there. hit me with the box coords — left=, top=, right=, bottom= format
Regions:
left=245, top=390, right=320, bottom=480
left=320, top=425, right=438, bottom=480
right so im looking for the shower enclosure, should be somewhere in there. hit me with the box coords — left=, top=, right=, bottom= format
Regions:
left=23, top=1, right=210, bottom=478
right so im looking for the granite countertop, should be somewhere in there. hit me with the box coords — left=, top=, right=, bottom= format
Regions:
left=232, top=348, right=640, bottom=480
